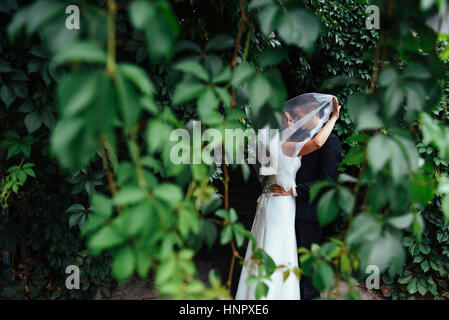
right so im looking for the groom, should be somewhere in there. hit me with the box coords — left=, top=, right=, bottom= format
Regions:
left=269, top=131, right=341, bottom=300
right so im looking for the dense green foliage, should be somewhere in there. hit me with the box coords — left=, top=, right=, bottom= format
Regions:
left=1, top=0, right=449, bottom=300
left=0, top=0, right=115, bottom=298
left=384, top=99, right=449, bottom=299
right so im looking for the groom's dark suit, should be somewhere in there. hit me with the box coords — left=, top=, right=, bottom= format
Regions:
left=295, top=133, right=341, bottom=300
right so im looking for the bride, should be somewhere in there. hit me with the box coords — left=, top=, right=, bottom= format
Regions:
left=235, top=93, right=341, bottom=300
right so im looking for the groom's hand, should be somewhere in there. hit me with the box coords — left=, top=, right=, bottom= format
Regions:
left=269, top=184, right=293, bottom=196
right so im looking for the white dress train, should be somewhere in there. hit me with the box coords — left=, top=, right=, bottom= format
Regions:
left=235, top=151, right=302, bottom=300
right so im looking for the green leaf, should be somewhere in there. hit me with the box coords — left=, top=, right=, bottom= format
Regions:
left=392, top=132, right=419, bottom=172
left=174, top=40, right=202, bottom=54
left=346, top=93, right=383, bottom=131
left=338, top=187, right=355, bottom=215
left=200, top=220, right=217, bottom=250
left=112, top=246, right=135, bottom=282
left=229, top=208, right=238, bottom=223
left=50, top=118, right=97, bottom=172
left=214, top=87, right=231, bottom=108
left=403, top=63, right=431, bottom=80
left=357, top=112, right=383, bottom=131
left=115, top=73, right=142, bottom=129
left=156, top=255, right=176, bottom=285
left=312, top=261, right=334, bottom=291
left=24, top=167, right=35, bottom=178
left=220, top=225, right=233, bottom=244
left=153, top=183, right=183, bottom=206
left=430, top=260, right=440, bottom=271
left=367, top=134, right=390, bottom=173
left=232, top=62, right=255, bottom=86
left=340, top=253, right=351, bottom=273
left=337, top=174, right=357, bottom=184
left=398, top=274, right=412, bottom=285
left=265, top=69, right=286, bottom=111
left=346, top=213, right=381, bottom=246
left=255, top=282, right=269, bottom=300
left=233, top=223, right=246, bottom=247
left=136, top=247, right=151, bottom=279
left=361, top=232, right=405, bottom=275
left=404, top=82, right=425, bottom=122
left=118, top=63, right=154, bottom=95
left=421, top=0, right=435, bottom=10
left=129, top=0, right=150, bottom=29
left=438, top=175, right=449, bottom=193
left=116, top=201, right=152, bottom=237
left=417, top=279, right=428, bottom=297
left=442, top=194, right=449, bottom=221
left=413, top=214, right=425, bottom=240
left=378, top=67, right=399, bottom=87
left=257, top=5, right=281, bottom=35
left=191, top=164, right=207, bottom=181
left=24, top=111, right=42, bottom=133
left=321, top=76, right=364, bottom=90
left=389, top=139, right=409, bottom=184
left=421, top=260, right=430, bottom=273
left=7, top=7, right=28, bottom=41
left=205, top=34, right=234, bottom=51
left=172, top=81, right=205, bottom=105
left=88, top=225, right=124, bottom=252
left=87, top=73, right=119, bottom=132
left=249, top=0, right=273, bottom=10
left=57, top=70, right=99, bottom=117
left=40, top=110, right=55, bottom=129
left=69, top=213, right=84, bottom=228
left=52, top=41, right=107, bottom=65
left=387, top=213, right=414, bottom=229
left=212, top=66, right=232, bottom=84
left=202, top=194, right=222, bottom=214
left=317, top=189, right=339, bottom=226
left=197, top=88, right=220, bottom=124
left=1, top=85, right=15, bottom=108
left=383, top=84, right=404, bottom=118
left=114, top=186, right=147, bottom=205
left=420, top=113, right=449, bottom=161
left=309, top=180, right=335, bottom=202
left=411, top=172, right=436, bottom=205
left=258, top=47, right=286, bottom=68
left=408, top=277, right=418, bottom=294
left=441, top=45, right=449, bottom=61
left=245, top=275, right=258, bottom=286
left=248, top=74, right=271, bottom=114
left=178, top=208, right=199, bottom=237
left=28, top=1, right=65, bottom=34
left=342, top=147, right=365, bottom=166
left=173, top=59, right=210, bottom=82
left=215, top=209, right=229, bottom=221
left=131, top=1, right=179, bottom=61
left=92, top=193, right=113, bottom=218
left=146, top=119, right=172, bottom=153
left=278, top=9, right=321, bottom=51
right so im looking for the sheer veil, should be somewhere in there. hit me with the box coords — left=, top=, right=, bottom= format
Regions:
left=258, top=93, right=335, bottom=175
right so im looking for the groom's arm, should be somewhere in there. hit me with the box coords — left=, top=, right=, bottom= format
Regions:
left=295, top=134, right=341, bottom=199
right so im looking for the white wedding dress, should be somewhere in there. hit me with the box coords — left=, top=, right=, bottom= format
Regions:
left=235, top=149, right=302, bottom=300
left=234, top=92, right=334, bottom=300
